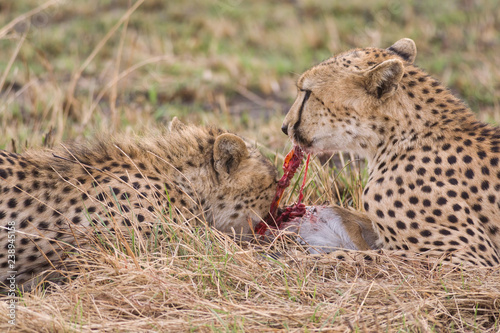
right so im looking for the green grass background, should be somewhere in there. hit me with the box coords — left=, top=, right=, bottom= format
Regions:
left=1, top=0, right=499, bottom=152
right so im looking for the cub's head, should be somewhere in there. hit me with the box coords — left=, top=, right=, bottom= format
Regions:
left=210, top=132, right=278, bottom=237
left=282, top=38, right=418, bottom=160
left=170, top=118, right=278, bottom=238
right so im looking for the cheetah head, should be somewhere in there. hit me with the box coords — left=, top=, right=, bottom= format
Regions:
left=209, top=132, right=278, bottom=237
left=170, top=118, right=278, bottom=238
left=282, top=38, right=417, bottom=161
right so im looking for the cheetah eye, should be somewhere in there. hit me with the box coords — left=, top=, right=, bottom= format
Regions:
left=296, top=82, right=311, bottom=94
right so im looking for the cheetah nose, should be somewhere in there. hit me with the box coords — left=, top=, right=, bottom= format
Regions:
left=281, top=124, right=288, bottom=135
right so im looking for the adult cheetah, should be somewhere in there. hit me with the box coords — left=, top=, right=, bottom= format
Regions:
left=0, top=119, right=277, bottom=288
left=282, top=38, right=500, bottom=266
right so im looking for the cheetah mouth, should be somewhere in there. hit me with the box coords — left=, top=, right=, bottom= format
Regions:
left=292, top=130, right=314, bottom=149
left=295, top=137, right=338, bottom=155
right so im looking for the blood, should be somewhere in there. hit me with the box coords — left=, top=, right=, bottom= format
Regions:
left=255, top=146, right=311, bottom=235
left=298, top=153, right=311, bottom=204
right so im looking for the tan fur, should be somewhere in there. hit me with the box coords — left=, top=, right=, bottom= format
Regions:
left=0, top=121, right=277, bottom=287
left=283, top=38, right=500, bottom=266
left=332, top=207, right=379, bottom=251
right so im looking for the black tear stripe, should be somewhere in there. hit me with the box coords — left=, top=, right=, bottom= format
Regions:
left=293, top=90, right=312, bottom=131
left=387, top=46, right=411, bottom=62
left=293, top=90, right=313, bottom=146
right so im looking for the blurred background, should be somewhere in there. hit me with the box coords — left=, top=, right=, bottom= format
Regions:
left=0, top=0, right=499, bottom=152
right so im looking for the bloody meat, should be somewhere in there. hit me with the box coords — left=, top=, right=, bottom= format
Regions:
left=255, top=146, right=311, bottom=235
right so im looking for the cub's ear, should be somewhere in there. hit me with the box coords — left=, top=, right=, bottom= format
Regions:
left=387, top=38, right=417, bottom=64
left=213, top=133, right=249, bottom=174
left=363, top=58, right=404, bottom=100
left=169, top=117, right=187, bottom=132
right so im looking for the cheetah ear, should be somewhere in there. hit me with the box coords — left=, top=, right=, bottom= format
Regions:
left=387, top=38, right=417, bottom=64
left=363, top=58, right=404, bottom=100
left=169, top=117, right=187, bottom=132
left=213, top=133, right=249, bottom=175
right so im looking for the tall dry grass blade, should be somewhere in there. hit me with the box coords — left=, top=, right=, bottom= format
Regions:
left=83, top=55, right=173, bottom=126
left=64, top=0, right=145, bottom=116
left=0, top=29, right=27, bottom=93
left=109, top=3, right=131, bottom=129
left=0, top=0, right=60, bottom=39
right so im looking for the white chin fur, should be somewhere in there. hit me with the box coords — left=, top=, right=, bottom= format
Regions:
left=303, top=134, right=342, bottom=155
left=295, top=140, right=337, bottom=155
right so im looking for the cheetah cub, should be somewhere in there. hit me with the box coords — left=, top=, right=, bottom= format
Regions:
left=282, top=38, right=500, bottom=266
left=0, top=119, right=277, bottom=288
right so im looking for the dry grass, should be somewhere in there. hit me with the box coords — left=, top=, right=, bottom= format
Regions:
left=1, top=227, right=500, bottom=331
left=0, top=147, right=498, bottom=332
left=1, top=0, right=500, bottom=331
